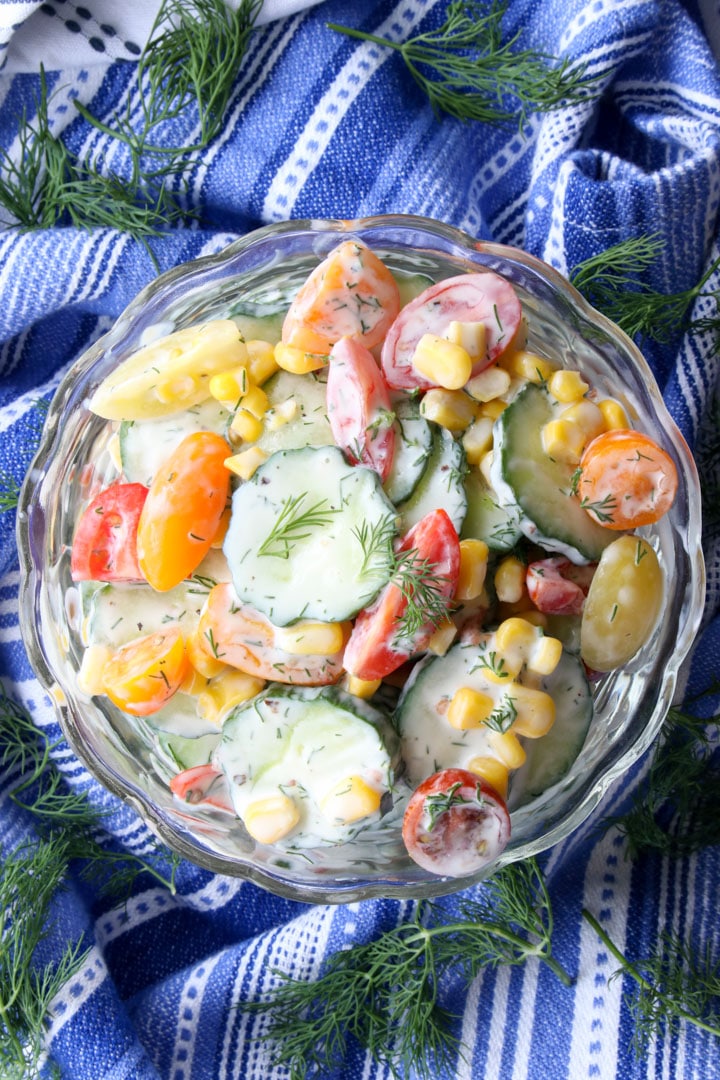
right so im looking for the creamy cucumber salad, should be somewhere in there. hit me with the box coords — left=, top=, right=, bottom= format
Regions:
left=71, top=239, right=677, bottom=878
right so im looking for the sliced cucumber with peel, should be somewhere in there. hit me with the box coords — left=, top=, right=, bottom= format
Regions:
left=119, top=398, right=230, bottom=486
left=396, top=425, right=467, bottom=535
left=255, top=369, right=333, bottom=455
left=384, top=397, right=433, bottom=505
left=462, top=466, right=522, bottom=551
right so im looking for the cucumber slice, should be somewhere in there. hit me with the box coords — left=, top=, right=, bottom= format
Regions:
left=492, top=382, right=614, bottom=563
left=508, top=650, right=592, bottom=807
left=223, top=445, right=398, bottom=626
left=157, top=730, right=221, bottom=771
left=395, top=272, right=434, bottom=308
left=233, top=310, right=284, bottom=344
left=462, top=466, right=522, bottom=551
left=255, top=369, right=334, bottom=455
left=396, top=426, right=467, bottom=535
left=383, top=398, right=433, bottom=505
left=215, top=684, right=399, bottom=847
left=119, top=398, right=230, bottom=485
left=143, top=692, right=220, bottom=739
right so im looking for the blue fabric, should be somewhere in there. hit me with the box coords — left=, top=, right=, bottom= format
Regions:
left=1, top=1, right=719, bottom=1077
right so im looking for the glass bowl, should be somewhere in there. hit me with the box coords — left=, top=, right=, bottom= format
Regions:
left=17, top=215, right=705, bottom=903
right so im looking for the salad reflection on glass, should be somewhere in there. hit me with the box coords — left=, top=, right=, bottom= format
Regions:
left=67, top=234, right=679, bottom=880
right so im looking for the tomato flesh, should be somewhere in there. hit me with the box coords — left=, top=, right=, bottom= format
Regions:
left=101, top=626, right=188, bottom=716
left=327, top=336, right=396, bottom=482
left=578, top=429, right=678, bottom=530
left=526, top=557, right=593, bottom=615
left=402, top=768, right=510, bottom=877
left=71, top=482, right=148, bottom=582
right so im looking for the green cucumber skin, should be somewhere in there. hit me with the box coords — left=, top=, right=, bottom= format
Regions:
left=461, top=467, right=522, bottom=551
left=396, top=425, right=467, bottom=535
left=383, top=400, right=433, bottom=505
left=494, top=382, right=614, bottom=563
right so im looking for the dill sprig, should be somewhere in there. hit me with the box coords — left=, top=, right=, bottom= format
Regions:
left=328, top=0, right=598, bottom=127
left=257, top=493, right=340, bottom=559
left=392, top=545, right=454, bottom=640
left=353, top=515, right=397, bottom=577
left=604, top=698, right=720, bottom=857
left=0, top=471, right=20, bottom=514
left=583, top=910, right=720, bottom=1055
left=245, top=858, right=571, bottom=1080
left=570, top=235, right=720, bottom=345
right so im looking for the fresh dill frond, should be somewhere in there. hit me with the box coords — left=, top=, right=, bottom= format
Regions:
left=245, top=858, right=571, bottom=1080
left=353, top=515, right=397, bottom=577
left=257, top=494, right=340, bottom=560
left=583, top=910, right=720, bottom=1055
left=392, top=544, right=454, bottom=640
left=328, top=0, right=598, bottom=127
left=0, top=472, right=20, bottom=514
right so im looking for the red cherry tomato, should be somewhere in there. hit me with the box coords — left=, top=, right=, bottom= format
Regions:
left=402, top=768, right=511, bottom=877
left=170, top=764, right=235, bottom=813
left=137, top=431, right=230, bottom=592
left=381, top=272, right=522, bottom=391
left=343, top=509, right=460, bottom=681
left=70, top=482, right=148, bottom=582
left=326, top=336, right=396, bottom=482
left=526, top=557, right=594, bottom=615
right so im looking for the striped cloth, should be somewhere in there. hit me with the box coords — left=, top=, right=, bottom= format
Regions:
left=1, top=2, right=719, bottom=1078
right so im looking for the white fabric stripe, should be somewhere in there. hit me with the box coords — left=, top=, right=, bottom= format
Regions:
left=612, top=80, right=720, bottom=119
left=484, top=966, right=514, bottom=1079
left=262, top=0, right=442, bottom=221
left=168, top=951, right=224, bottom=1080
left=558, top=0, right=655, bottom=53
left=95, top=885, right=177, bottom=945
left=176, top=872, right=244, bottom=913
left=45, top=947, right=108, bottom=1041
left=0, top=362, right=69, bottom=435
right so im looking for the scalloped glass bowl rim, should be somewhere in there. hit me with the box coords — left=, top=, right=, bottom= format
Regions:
left=17, top=214, right=705, bottom=903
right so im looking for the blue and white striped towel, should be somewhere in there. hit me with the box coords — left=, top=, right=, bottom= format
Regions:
left=1, top=1, right=719, bottom=1077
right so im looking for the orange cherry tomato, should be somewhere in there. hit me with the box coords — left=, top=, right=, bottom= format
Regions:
left=101, top=626, right=189, bottom=716
left=281, top=240, right=401, bottom=355
left=137, top=431, right=231, bottom=591
left=577, top=429, right=678, bottom=530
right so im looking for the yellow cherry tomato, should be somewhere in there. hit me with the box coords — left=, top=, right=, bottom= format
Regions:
left=101, top=627, right=189, bottom=716
left=137, top=431, right=231, bottom=591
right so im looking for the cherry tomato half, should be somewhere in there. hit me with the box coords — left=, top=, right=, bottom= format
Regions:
left=170, top=763, right=235, bottom=812
left=326, top=336, right=396, bottom=482
left=70, top=482, right=148, bottom=582
left=577, top=429, right=678, bottom=530
left=526, top=557, right=594, bottom=616
left=137, top=431, right=231, bottom=592
left=343, top=508, right=460, bottom=681
left=402, top=768, right=511, bottom=877
left=101, top=626, right=188, bottom=716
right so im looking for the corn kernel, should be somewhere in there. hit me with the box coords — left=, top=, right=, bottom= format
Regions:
left=208, top=364, right=249, bottom=407
left=246, top=339, right=279, bottom=384
left=225, top=446, right=268, bottom=480
left=244, top=793, right=299, bottom=844
left=412, top=333, right=473, bottom=390
left=598, top=398, right=629, bottom=430
left=465, top=365, right=512, bottom=403
left=462, top=417, right=494, bottom=464
left=507, top=683, right=556, bottom=738
left=495, top=616, right=538, bottom=655
left=486, top=728, right=527, bottom=768
left=274, top=619, right=350, bottom=656
left=320, top=775, right=382, bottom=824
left=445, top=319, right=487, bottom=361
left=549, top=369, right=589, bottom=403
left=186, top=627, right=227, bottom=679
left=230, top=409, right=264, bottom=443
left=494, top=555, right=526, bottom=604
left=343, top=674, right=382, bottom=699
left=456, top=538, right=489, bottom=601
left=479, top=398, right=507, bottom=420
left=528, top=634, right=563, bottom=676
left=427, top=616, right=458, bottom=656
left=155, top=374, right=200, bottom=404
left=561, top=400, right=605, bottom=442
left=541, top=417, right=587, bottom=464
left=466, top=755, right=509, bottom=798
left=198, top=670, right=266, bottom=725
left=239, top=383, right=269, bottom=420
left=178, top=666, right=210, bottom=696
left=275, top=342, right=327, bottom=374
left=495, top=617, right=562, bottom=678
left=479, top=450, right=494, bottom=485
left=211, top=506, right=232, bottom=548
left=447, top=686, right=495, bottom=729
left=264, top=398, right=298, bottom=432
left=420, top=388, right=479, bottom=432
left=77, top=644, right=113, bottom=695
left=501, top=350, right=556, bottom=383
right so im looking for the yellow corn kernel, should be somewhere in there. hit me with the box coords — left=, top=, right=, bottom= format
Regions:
left=560, top=400, right=605, bottom=443
left=211, top=506, right=232, bottom=549
left=420, top=388, right=479, bottom=432
left=178, top=666, right=210, bottom=696
left=467, top=755, right=509, bottom=798
left=465, top=365, right=512, bottom=403
left=275, top=342, right=327, bottom=374
left=494, top=555, right=526, bottom=604
left=243, top=793, right=299, bottom=844
left=521, top=608, right=548, bottom=629
left=479, top=450, right=494, bottom=485
left=495, top=617, right=562, bottom=677
left=239, top=383, right=269, bottom=419
left=501, top=349, right=556, bottom=383
left=264, top=398, right=298, bottom=432
left=427, top=616, right=458, bottom=656
left=548, top=368, right=589, bottom=403
left=486, top=728, right=527, bottom=769
left=528, top=633, right=563, bottom=676
left=462, top=417, right=494, bottom=465
left=456, top=538, right=489, bottom=601
left=541, top=417, right=587, bottom=464
left=274, top=619, right=350, bottom=656
left=412, top=333, right=473, bottom=390
left=320, top=775, right=382, bottom=824
left=495, top=616, right=538, bottom=655
left=507, top=683, right=556, bottom=738
left=77, top=644, right=113, bottom=695
left=343, top=674, right=382, bottom=699
left=598, top=398, right=629, bottom=430
left=197, top=670, right=266, bottom=725
left=445, top=319, right=487, bottom=361
left=154, top=374, right=202, bottom=405
left=478, top=398, right=507, bottom=420
left=447, top=686, right=495, bottom=730
left=230, top=409, right=264, bottom=443
left=225, top=446, right=268, bottom=480
left=186, top=627, right=227, bottom=679
left=106, top=431, right=123, bottom=472
left=246, top=339, right=279, bottom=384
left=208, top=364, right=250, bottom=407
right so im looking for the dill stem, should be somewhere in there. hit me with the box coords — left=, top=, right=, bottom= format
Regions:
left=582, top=909, right=720, bottom=1039
left=326, top=23, right=403, bottom=52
